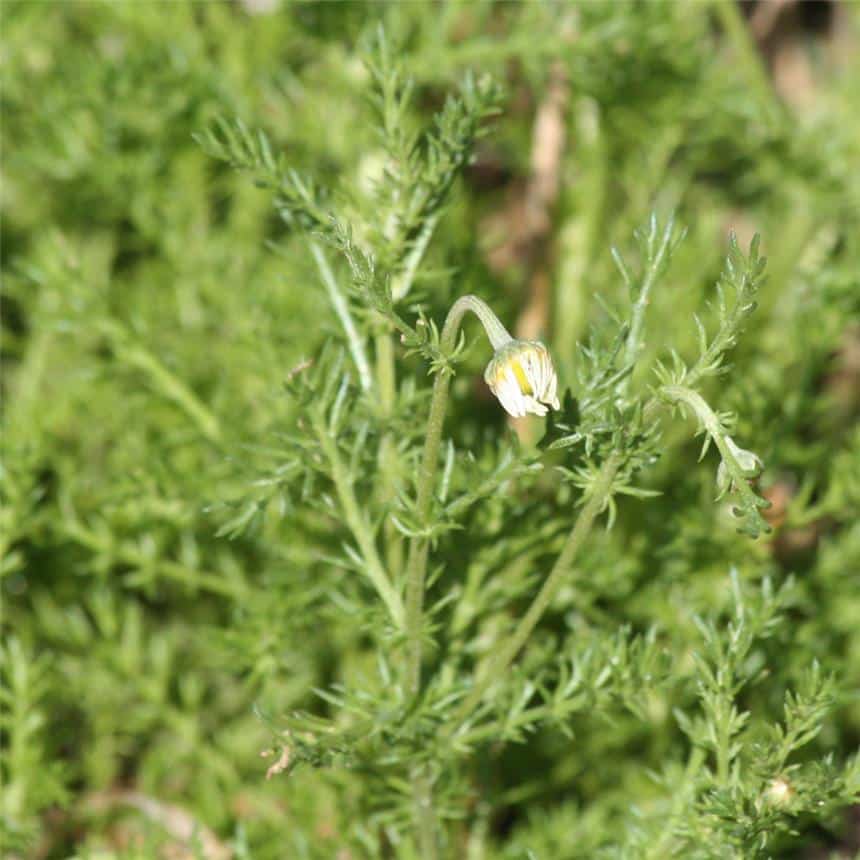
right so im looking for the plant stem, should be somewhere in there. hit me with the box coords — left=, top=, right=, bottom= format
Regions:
left=659, top=384, right=769, bottom=536
left=623, top=214, right=676, bottom=374
left=716, top=706, right=732, bottom=787
left=391, top=211, right=440, bottom=301
left=450, top=452, right=622, bottom=728
left=412, top=767, right=439, bottom=860
left=376, top=330, right=404, bottom=575
left=314, top=415, right=405, bottom=628
left=310, top=241, right=373, bottom=392
left=404, top=295, right=513, bottom=694
left=403, top=367, right=453, bottom=693
left=376, top=331, right=397, bottom=411
left=660, top=385, right=744, bottom=486
left=400, top=295, right=516, bottom=858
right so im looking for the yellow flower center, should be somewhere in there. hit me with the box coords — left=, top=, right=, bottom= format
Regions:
left=509, top=358, right=533, bottom=395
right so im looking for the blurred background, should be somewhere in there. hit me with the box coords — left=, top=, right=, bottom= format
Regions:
left=2, top=1, right=859, bottom=858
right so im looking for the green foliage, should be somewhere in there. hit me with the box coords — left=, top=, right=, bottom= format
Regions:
left=3, top=2, right=859, bottom=859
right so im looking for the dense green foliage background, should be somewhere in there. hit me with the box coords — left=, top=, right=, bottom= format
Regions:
left=2, top=1, right=859, bottom=858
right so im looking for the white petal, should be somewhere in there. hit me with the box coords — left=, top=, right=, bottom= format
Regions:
left=496, top=373, right=525, bottom=417
left=504, top=368, right=529, bottom=416
left=523, top=395, right=548, bottom=416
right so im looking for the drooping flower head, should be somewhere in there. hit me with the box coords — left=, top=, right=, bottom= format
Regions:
left=443, top=294, right=562, bottom=419
left=484, top=339, right=561, bottom=418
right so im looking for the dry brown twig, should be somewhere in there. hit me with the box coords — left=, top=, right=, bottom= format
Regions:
left=750, top=0, right=795, bottom=43
left=262, top=744, right=292, bottom=780
left=515, top=60, right=570, bottom=343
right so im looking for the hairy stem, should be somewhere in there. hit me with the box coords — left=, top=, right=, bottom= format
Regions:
left=451, top=452, right=622, bottom=728
left=403, top=365, right=453, bottom=693
left=401, top=295, right=516, bottom=857
left=412, top=767, right=439, bottom=860
left=404, top=294, right=514, bottom=693
left=376, top=331, right=397, bottom=411
left=716, top=705, right=732, bottom=787
left=376, top=330, right=404, bottom=575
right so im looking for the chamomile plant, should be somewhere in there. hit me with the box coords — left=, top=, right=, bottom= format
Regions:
left=7, top=7, right=859, bottom=859
left=190, top=26, right=860, bottom=858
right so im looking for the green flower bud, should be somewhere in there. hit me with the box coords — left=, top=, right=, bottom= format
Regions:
left=716, top=435, right=762, bottom=497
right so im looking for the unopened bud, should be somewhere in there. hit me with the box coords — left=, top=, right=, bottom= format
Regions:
left=717, top=435, right=762, bottom=498
left=764, top=776, right=793, bottom=807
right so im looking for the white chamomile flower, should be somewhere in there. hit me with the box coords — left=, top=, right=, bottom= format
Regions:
left=484, top=340, right=561, bottom=418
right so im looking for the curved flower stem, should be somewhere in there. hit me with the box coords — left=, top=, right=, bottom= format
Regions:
left=404, top=295, right=513, bottom=694
left=450, top=451, right=622, bottom=729
left=402, top=294, right=513, bottom=860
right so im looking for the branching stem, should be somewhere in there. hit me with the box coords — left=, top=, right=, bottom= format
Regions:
left=450, top=451, right=622, bottom=728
